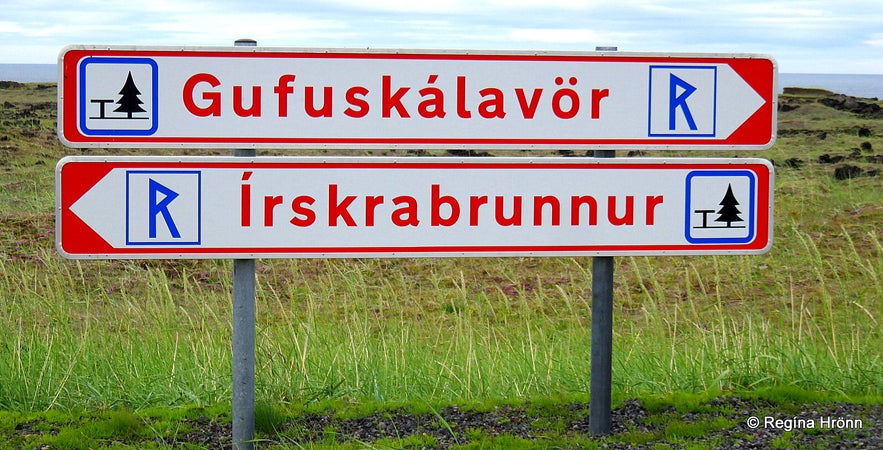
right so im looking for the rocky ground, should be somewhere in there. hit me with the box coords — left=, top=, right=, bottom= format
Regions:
left=153, top=396, right=881, bottom=448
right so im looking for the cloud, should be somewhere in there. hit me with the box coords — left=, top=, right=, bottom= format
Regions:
left=0, top=21, right=26, bottom=33
left=505, top=28, right=608, bottom=45
left=866, top=35, right=883, bottom=47
left=0, top=0, right=881, bottom=73
left=320, top=0, right=595, bottom=14
left=143, top=12, right=349, bottom=46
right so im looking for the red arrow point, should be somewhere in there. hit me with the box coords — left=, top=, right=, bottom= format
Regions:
left=58, top=162, right=116, bottom=255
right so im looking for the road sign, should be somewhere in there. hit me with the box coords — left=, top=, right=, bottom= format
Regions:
left=56, top=156, right=774, bottom=258
left=58, top=46, right=777, bottom=150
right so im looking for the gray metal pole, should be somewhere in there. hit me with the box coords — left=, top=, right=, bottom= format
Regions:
left=589, top=43, right=618, bottom=436
left=232, top=257, right=256, bottom=449
left=232, top=37, right=257, bottom=450
left=589, top=248, right=614, bottom=435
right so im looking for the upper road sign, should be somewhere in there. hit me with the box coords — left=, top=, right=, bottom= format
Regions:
left=58, top=46, right=777, bottom=150
left=56, top=156, right=774, bottom=259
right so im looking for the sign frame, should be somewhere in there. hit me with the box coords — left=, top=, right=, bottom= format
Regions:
left=56, top=156, right=774, bottom=259
left=58, top=45, right=777, bottom=150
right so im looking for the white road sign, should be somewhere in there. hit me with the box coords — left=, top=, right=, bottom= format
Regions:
left=56, top=156, right=774, bottom=259
left=58, top=46, right=777, bottom=150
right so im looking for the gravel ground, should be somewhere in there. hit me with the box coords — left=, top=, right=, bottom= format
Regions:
left=163, top=396, right=881, bottom=449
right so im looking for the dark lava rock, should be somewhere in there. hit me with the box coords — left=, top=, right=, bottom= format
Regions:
left=819, top=153, right=845, bottom=164
left=819, top=95, right=883, bottom=119
left=23, top=397, right=878, bottom=449
left=783, top=158, right=805, bottom=169
left=834, top=165, right=864, bottom=180
left=446, top=149, right=492, bottom=157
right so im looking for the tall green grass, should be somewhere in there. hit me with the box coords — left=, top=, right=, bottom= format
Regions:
left=1, top=222, right=880, bottom=411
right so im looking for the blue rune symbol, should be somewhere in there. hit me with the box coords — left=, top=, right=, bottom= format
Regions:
left=148, top=179, right=181, bottom=239
left=669, top=74, right=698, bottom=131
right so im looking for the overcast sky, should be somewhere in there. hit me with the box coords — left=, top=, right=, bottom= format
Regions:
left=2, top=0, right=881, bottom=73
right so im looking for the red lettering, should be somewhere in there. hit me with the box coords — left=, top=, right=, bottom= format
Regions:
left=382, top=75, right=410, bottom=118
left=533, top=196, right=560, bottom=226
left=264, top=195, right=283, bottom=226
left=608, top=196, right=634, bottom=226
left=274, top=74, right=296, bottom=117
left=431, top=184, right=460, bottom=226
left=469, top=195, right=488, bottom=226
left=392, top=196, right=419, bottom=226
left=183, top=73, right=221, bottom=117
left=305, top=86, right=333, bottom=118
left=551, top=77, right=579, bottom=119
left=344, top=86, right=369, bottom=118
left=418, top=74, right=445, bottom=118
left=456, top=76, right=472, bottom=118
left=233, top=85, right=261, bottom=117
left=591, top=88, right=609, bottom=119
left=328, top=184, right=357, bottom=226
left=515, top=88, right=542, bottom=119
left=478, top=88, right=505, bottom=119
left=645, top=195, right=663, bottom=225
left=290, top=196, right=316, bottom=227
left=365, top=195, right=384, bottom=226
left=495, top=196, right=522, bottom=226
left=571, top=195, right=598, bottom=226
left=239, top=172, right=252, bottom=227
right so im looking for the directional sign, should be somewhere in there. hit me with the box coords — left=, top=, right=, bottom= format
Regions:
left=58, top=46, right=777, bottom=150
left=56, top=156, right=774, bottom=259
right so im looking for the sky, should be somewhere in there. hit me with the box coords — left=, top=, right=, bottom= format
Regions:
left=1, top=0, right=881, bottom=74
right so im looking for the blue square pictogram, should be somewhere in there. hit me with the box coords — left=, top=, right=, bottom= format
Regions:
left=79, top=57, right=158, bottom=136
left=126, top=170, right=201, bottom=246
left=685, top=170, right=755, bottom=244
left=648, top=66, right=717, bottom=138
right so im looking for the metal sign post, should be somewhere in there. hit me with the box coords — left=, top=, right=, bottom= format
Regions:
left=231, top=37, right=257, bottom=450
left=590, top=148, right=616, bottom=435
left=231, top=256, right=255, bottom=450
left=589, top=44, right=616, bottom=436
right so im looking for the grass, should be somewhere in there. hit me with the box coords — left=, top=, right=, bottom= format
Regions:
left=3, top=248, right=877, bottom=411
left=0, top=83, right=881, bottom=447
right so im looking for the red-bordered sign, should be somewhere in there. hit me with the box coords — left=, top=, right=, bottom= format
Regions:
left=56, top=156, right=774, bottom=259
left=58, top=46, right=777, bottom=150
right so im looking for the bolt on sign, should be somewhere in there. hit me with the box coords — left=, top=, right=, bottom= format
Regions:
left=58, top=46, right=777, bottom=150
left=55, top=156, right=774, bottom=259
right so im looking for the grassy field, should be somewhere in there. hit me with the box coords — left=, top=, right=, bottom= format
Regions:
left=0, top=81, right=881, bottom=448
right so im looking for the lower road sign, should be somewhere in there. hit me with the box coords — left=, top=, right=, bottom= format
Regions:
left=56, top=156, right=773, bottom=259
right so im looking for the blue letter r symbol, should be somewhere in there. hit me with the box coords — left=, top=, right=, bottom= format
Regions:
left=148, top=179, right=181, bottom=238
left=669, top=74, right=698, bottom=131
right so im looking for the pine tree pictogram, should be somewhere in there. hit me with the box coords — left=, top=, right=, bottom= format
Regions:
left=113, top=72, right=147, bottom=119
left=714, top=184, right=743, bottom=227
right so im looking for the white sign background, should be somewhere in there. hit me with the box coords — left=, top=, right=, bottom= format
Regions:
left=59, top=47, right=776, bottom=150
left=57, top=156, right=774, bottom=259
